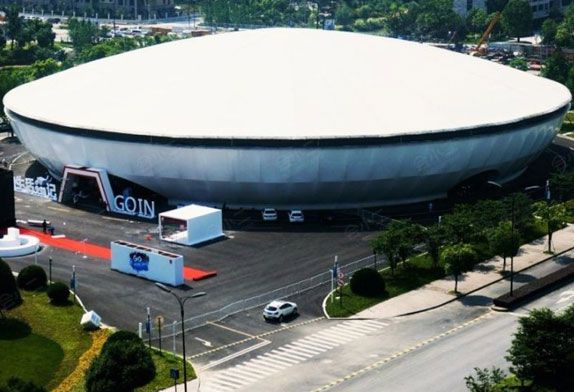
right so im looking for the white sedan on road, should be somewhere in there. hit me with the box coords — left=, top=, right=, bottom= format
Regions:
left=263, top=300, right=298, bottom=322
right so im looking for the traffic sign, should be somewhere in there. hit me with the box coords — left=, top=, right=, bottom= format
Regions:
left=337, top=271, right=344, bottom=287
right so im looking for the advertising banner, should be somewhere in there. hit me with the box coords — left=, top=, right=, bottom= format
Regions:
left=111, top=240, right=184, bottom=286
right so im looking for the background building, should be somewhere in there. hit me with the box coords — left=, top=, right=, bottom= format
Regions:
left=3, top=0, right=175, bottom=19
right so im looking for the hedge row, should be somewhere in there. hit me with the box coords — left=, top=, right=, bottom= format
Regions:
left=493, top=263, right=574, bottom=309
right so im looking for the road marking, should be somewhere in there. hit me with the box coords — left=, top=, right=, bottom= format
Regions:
left=330, top=324, right=367, bottom=338
left=8, top=151, right=28, bottom=170
left=277, top=346, right=314, bottom=359
left=316, top=329, right=356, bottom=342
left=249, top=357, right=287, bottom=371
left=286, top=343, right=323, bottom=355
left=298, top=338, right=337, bottom=350
left=253, top=355, right=291, bottom=369
left=310, top=312, right=492, bottom=392
left=47, top=206, right=70, bottom=213
left=209, top=321, right=256, bottom=338
left=235, top=363, right=274, bottom=376
left=195, top=337, right=213, bottom=347
left=189, top=317, right=324, bottom=359
left=201, top=318, right=392, bottom=391
left=264, top=351, right=301, bottom=364
left=312, top=331, right=351, bottom=345
left=199, top=339, right=270, bottom=371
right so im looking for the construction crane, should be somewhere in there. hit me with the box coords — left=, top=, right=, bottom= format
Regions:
left=473, top=12, right=502, bottom=56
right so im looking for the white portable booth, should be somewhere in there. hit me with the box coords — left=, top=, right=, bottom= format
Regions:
left=159, top=204, right=224, bottom=246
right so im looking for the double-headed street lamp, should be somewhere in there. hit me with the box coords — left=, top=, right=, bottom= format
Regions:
left=155, top=283, right=206, bottom=392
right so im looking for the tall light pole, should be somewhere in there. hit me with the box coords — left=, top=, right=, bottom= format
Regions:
left=155, top=283, right=206, bottom=392
left=487, top=181, right=541, bottom=296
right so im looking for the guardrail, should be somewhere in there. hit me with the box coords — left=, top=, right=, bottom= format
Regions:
left=144, top=253, right=384, bottom=341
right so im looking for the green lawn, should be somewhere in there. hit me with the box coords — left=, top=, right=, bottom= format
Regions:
left=326, top=254, right=445, bottom=317
left=136, top=350, right=196, bottom=392
left=0, top=290, right=92, bottom=390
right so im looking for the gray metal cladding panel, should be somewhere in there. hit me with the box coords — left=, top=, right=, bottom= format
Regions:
left=9, top=114, right=561, bottom=209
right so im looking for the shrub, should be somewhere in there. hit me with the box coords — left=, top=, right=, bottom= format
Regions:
left=0, top=377, right=46, bottom=392
left=350, top=268, right=386, bottom=297
left=101, top=330, right=142, bottom=352
left=47, top=282, right=70, bottom=304
left=85, top=336, right=155, bottom=392
left=0, top=258, right=22, bottom=314
left=16, top=265, right=47, bottom=291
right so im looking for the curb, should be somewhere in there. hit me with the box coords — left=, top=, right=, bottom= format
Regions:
left=324, top=244, right=574, bottom=320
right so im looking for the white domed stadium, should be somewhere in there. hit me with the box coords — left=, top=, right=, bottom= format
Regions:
left=3, top=28, right=571, bottom=209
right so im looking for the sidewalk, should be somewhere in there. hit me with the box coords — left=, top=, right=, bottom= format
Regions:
left=357, top=224, right=574, bottom=319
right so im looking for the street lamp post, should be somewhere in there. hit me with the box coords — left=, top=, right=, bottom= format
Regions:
left=487, top=181, right=542, bottom=296
left=155, top=283, right=206, bottom=392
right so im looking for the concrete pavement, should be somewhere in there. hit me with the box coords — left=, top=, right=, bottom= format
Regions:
left=356, top=224, right=574, bottom=319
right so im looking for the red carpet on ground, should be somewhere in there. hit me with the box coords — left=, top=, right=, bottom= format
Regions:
left=19, top=227, right=217, bottom=281
left=184, top=266, right=217, bottom=281
left=19, top=227, right=111, bottom=259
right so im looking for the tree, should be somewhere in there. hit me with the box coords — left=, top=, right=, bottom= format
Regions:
left=541, top=18, right=557, bottom=45
left=335, top=2, right=354, bottom=29
left=503, top=193, right=533, bottom=235
left=68, top=18, right=100, bottom=52
left=4, top=6, right=23, bottom=50
left=501, top=0, right=532, bottom=42
left=533, top=201, right=566, bottom=253
left=425, top=224, right=444, bottom=269
left=0, top=258, right=22, bottom=317
left=442, top=205, right=477, bottom=244
left=414, top=0, right=462, bottom=41
left=506, top=305, right=574, bottom=391
left=487, top=221, right=520, bottom=272
left=30, top=58, right=61, bottom=79
left=464, top=367, right=506, bottom=392
left=85, top=336, right=155, bottom=392
left=442, top=243, right=477, bottom=293
left=466, top=8, right=489, bottom=35
left=550, top=171, right=574, bottom=201
left=542, top=51, right=569, bottom=85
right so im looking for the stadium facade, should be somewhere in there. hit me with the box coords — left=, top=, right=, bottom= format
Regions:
left=4, top=29, right=571, bottom=209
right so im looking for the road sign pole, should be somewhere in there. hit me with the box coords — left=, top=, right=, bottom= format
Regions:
left=158, top=317, right=162, bottom=353
left=147, top=307, right=151, bottom=349
left=331, top=255, right=338, bottom=303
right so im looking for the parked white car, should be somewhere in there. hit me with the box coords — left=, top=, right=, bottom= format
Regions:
left=263, top=300, right=298, bottom=322
left=288, top=209, right=304, bottom=223
left=261, top=208, right=278, bottom=221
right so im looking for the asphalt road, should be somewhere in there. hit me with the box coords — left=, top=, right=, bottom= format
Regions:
left=328, top=282, right=574, bottom=392
left=191, top=251, right=573, bottom=392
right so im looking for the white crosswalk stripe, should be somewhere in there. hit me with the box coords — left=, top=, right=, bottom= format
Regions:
left=263, top=351, right=301, bottom=364
left=238, top=362, right=276, bottom=376
left=202, top=319, right=390, bottom=391
left=235, top=364, right=273, bottom=377
left=292, top=339, right=329, bottom=352
left=285, top=343, right=323, bottom=355
left=277, top=346, right=314, bottom=358
left=315, top=329, right=356, bottom=342
left=303, top=336, right=340, bottom=348
left=333, top=324, right=368, bottom=338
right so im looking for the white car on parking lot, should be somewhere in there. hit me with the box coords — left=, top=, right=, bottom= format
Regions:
left=263, top=300, right=298, bottom=322
left=288, top=209, right=304, bottom=223
left=261, top=208, right=278, bottom=221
